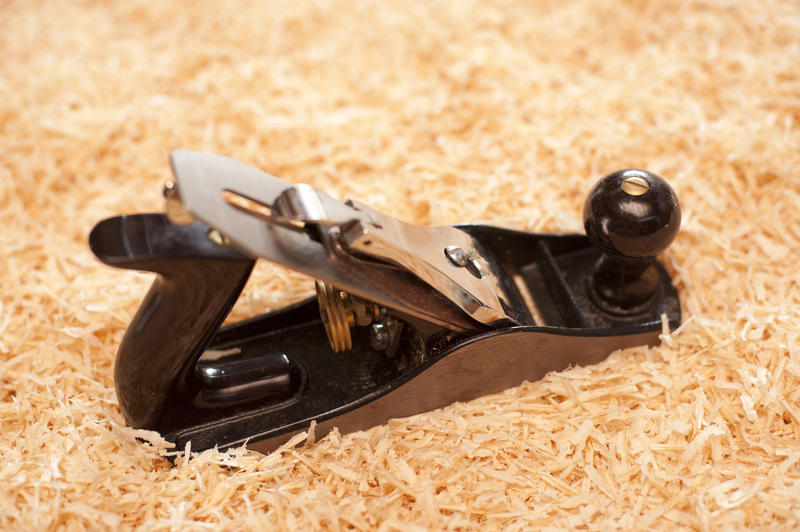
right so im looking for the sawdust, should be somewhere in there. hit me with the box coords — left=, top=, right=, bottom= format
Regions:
left=1, top=0, right=800, bottom=529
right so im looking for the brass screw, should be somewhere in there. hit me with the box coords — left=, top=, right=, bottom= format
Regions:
left=621, top=175, right=649, bottom=196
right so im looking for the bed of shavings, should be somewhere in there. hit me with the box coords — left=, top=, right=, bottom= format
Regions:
left=1, top=0, right=799, bottom=529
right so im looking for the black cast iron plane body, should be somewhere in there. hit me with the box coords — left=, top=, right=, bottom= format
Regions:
left=90, top=213, right=680, bottom=454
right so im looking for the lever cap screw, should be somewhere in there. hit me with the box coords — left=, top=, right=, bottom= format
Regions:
left=444, top=245, right=469, bottom=267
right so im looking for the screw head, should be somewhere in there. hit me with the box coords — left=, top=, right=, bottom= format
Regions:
left=444, top=245, right=469, bottom=267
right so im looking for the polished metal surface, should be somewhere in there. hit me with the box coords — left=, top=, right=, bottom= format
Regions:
left=444, top=245, right=469, bottom=267
left=282, top=191, right=511, bottom=324
left=169, top=150, right=517, bottom=328
left=169, top=151, right=477, bottom=331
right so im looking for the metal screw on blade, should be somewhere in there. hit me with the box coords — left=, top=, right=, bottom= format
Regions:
left=445, top=245, right=485, bottom=279
left=444, top=246, right=469, bottom=267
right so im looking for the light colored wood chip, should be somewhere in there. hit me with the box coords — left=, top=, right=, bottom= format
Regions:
left=2, top=0, right=800, bottom=528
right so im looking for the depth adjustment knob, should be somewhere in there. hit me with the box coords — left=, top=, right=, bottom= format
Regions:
left=583, top=169, right=681, bottom=312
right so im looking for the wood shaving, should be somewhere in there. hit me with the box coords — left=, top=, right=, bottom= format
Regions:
left=1, top=0, right=799, bottom=528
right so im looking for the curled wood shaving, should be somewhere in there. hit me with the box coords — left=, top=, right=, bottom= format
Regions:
left=1, top=0, right=800, bottom=528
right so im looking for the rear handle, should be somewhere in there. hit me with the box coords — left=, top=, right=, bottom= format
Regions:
left=89, top=214, right=255, bottom=428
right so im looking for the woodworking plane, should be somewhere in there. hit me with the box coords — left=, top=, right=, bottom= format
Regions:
left=89, top=151, right=681, bottom=453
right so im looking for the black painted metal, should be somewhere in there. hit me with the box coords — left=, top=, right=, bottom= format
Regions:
left=89, top=214, right=680, bottom=454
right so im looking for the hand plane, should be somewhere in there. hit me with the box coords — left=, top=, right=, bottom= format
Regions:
left=89, top=151, right=681, bottom=454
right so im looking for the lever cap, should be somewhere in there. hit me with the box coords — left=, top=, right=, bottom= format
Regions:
left=583, top=169, right=681, bottom=263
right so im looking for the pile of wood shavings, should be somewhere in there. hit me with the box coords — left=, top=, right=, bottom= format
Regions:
left=1, top=0, right=799, bottom=528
